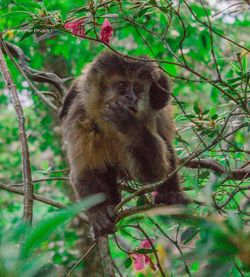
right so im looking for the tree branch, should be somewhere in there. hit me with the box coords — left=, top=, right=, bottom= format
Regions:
left=0, top=45, right=33, bottom=222
left=1, top=40, right=58, bottom=112
left=98, top=236, right=115, bottom=277
left=182, top=158, right=250, bottom=180
left=0, top=183, right=65, bottom=209
left=1, top=41, right=68, bottom=95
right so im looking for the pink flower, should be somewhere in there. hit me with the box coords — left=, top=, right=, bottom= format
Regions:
left=131, top=239, right=156, bottom=271
left=63, top=19, right=85, bottom=38
left=63, top=19, right=83, bottom=29
left=132, top=253, right=151, bottom=271
left=152, top=191, right=158, bottom=197
left=144, top=254, right=151, bottom=265
left=100, top=18, right=113, bottom=44
left=140, top=239, right=152, bottom=249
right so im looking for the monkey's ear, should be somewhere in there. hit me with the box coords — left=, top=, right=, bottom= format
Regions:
left=58, top=84, right=78, bottom=121
left=149, top=73, right=170, bottom=110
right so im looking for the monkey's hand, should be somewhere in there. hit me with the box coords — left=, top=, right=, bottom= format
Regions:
left=103, top=96, right=139, bottom=134
left=87, top=205, right=115, bottom=237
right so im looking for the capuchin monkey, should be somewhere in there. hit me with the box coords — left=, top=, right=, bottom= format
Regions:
left=59, top=51, right=187, bottom=236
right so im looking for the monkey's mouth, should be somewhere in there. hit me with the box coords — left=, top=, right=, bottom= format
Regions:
left=128, top=105, right=138, bottom=114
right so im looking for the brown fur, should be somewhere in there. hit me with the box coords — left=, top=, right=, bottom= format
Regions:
left=60, top=51, right=186, bottom=236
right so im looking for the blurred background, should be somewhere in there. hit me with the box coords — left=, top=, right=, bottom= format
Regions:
left=0, top=0, right=249, bottom=276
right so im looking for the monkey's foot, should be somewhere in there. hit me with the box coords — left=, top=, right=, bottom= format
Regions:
left=88, top=205, right=115, bottom=237
left=154, top=191, right=188, bottom=206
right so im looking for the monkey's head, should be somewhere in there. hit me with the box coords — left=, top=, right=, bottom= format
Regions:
left=82, top=51, right=171, bottom=121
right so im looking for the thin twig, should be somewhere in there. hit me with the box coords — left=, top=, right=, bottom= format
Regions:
left=137, top=223, right=166, bottom=276
left=148, top=218, right=192, bottom=277
left=67, top=242, right=97, bottom=276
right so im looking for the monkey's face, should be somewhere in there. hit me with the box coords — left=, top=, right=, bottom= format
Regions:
left=103, top=76, right=151, bottom=116
left=82, top=53, right=170, bottom=124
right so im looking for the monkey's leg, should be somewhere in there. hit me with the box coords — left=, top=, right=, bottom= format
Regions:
left=73, top=168, right=120, bottom=236
left=154, top=142, right=188, bottom=205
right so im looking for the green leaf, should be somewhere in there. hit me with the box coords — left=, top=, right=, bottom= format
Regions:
left=163, top=58, right=177, bottom=76
left=226, top=76, right=242, bottom=84
left=20, top=29, right=34, bottom=41
left=40, top=160, right=50, bottom=171
left=231, top=62, right=241, bottom=75
left=199, top=171, right=210, bottom=179
left=137, top=7, right=151, bottom=18
left=201, top=33, right=208, bottom=49
left=181, top=227, right=199, bottom=244
left=193, top=102, right=201, bottom=115
left=190, top=4, right=210, bottom=19
left=5, top=222, right=29, bottom=243
left=209, top=107, right=217, bottom=117
left=136, top=195, right=147, bottom=207
left=191, top=261, right=200, bottom=272
left=20, top=194, right=105, bottom=259
left=211, top=114, right=218, bottom=120
left=241, top=54, right=248, bottom=75
left=136, top=248, right=155, bottom=254
left=0, top=0, right=11, bottom=9
left=125, top=257, right=132, bottom=268
left=14, top=0, right=42, bottom=9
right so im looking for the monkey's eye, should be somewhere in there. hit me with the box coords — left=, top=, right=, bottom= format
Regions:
left=116, top=81, right=127, bottom=93
left=134, top=84, right=143, bottom=96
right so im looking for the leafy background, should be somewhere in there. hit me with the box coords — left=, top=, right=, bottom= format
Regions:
left=0, top=0, right=249, bottom=276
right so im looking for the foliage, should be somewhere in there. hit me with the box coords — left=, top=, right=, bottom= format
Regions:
left=0, top=0, right=249, bottom=276
left=0, top=194, right=104, bottom=276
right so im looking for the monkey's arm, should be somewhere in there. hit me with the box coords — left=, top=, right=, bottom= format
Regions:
left=103, top=96, right=169, bottom=183
left=104, top=97, right=187, bottom=205
left=126, top=127, right=169, bottom=183
left=154, top=140, right=187, bottom=205
left=128, top=132, right=188, bottom=204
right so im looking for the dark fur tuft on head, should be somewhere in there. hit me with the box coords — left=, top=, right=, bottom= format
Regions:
left=92, top=51, right=153, bottom=76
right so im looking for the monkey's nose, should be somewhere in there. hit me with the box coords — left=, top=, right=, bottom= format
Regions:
left=124, top=96, right=138, bottom=113
left=125, top=94, right=137, bottom=104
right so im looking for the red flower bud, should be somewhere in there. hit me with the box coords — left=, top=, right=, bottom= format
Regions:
left=100, top=18, right=113, bottom=44
left=140, top=239, right=153, bottom=249
left=64, top=19, right=85, bottom=38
